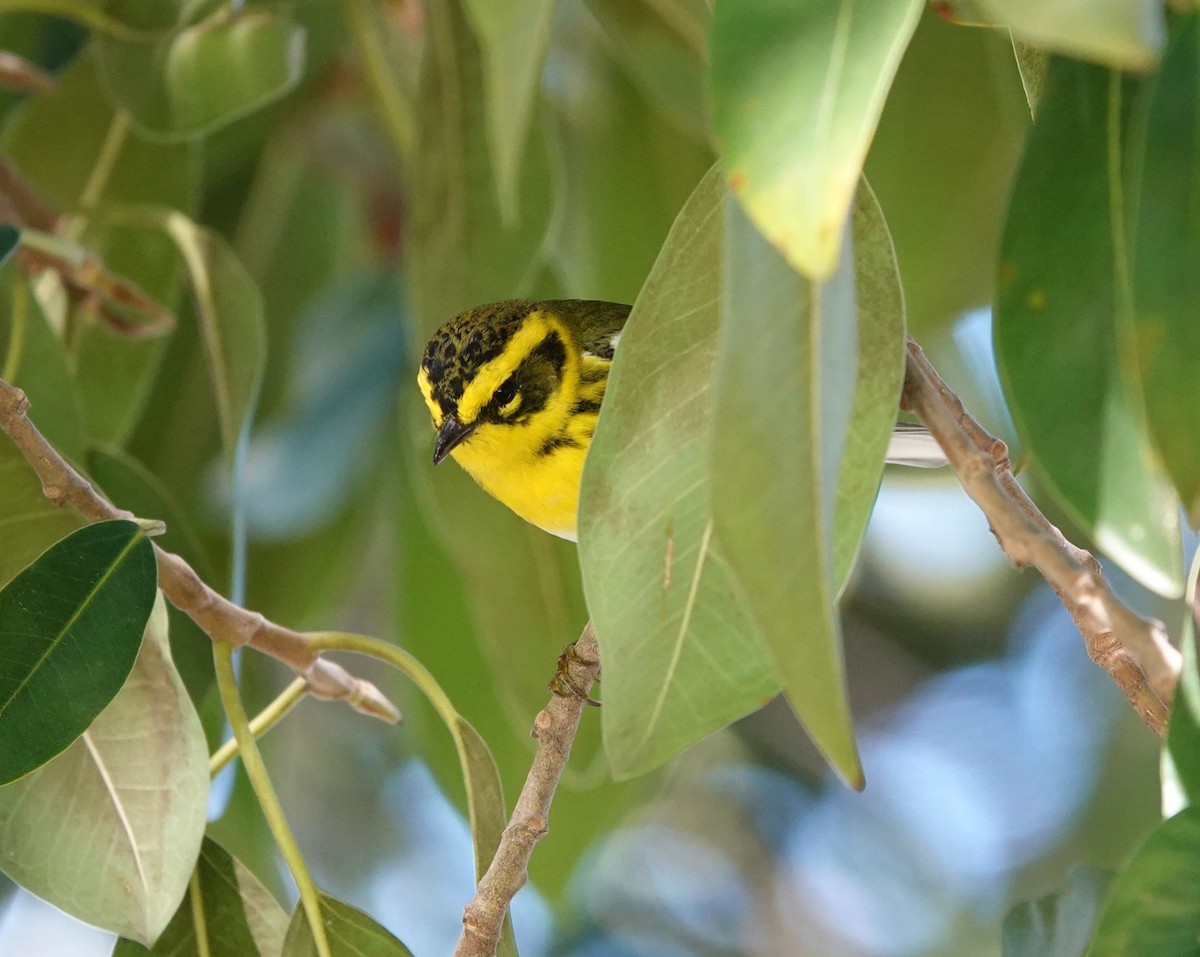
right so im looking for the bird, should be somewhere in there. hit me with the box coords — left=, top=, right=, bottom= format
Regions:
left=417, top=299, right=947, bottom=542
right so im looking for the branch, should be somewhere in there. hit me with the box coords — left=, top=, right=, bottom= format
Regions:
left=0, top=378, right=400, bottom=724
left=453, top=622, right=601, bottom=957
left=903, top=338, right=1180, bottom=735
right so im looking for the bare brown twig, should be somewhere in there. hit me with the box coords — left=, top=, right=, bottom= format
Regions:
left=903, top=338, right=1180, bottom=735
left=453, top=622, right=601, bottom=957
left=0, top=378, right=400, bottom=724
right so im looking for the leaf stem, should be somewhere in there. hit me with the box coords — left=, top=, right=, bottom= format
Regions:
left=209, top=676, right=308, bottom=778
left=188, top=868, right=212, bottom=957
left=212, top=642, right=332, bottom=957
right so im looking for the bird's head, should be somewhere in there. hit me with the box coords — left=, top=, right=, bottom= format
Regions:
left=417, top=301, right=578, bottom=464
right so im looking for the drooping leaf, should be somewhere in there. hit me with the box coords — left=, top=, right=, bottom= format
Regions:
left=112, top=836, right=288, bottom=957
left=710, top=185, right=904, bottom=788
left=994, top=58, right=1182, bottom=597
left=979, top=0, right=1164, bottom=72
left=95, top=10, right=306, bottom=140
left=709, top=0, right=922, bottom=280
left=461, top=0, right=555, bottom=224
left=1166, top=550, right=1200, bottom=809
left=0, top=519, right=157, bottom=784
left=282, top=894, right=415, bottom=957
left=1129, top=12, right=1200, bottom=524
left=1003, top=867, right=1111, bottom=957
left=1087, top=806, right=1200, bottom=957
left=579, top=167, right=779, bottom=779
left=0, top=594, right=208, bottom=944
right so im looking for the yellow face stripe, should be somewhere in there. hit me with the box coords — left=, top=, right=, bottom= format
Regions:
left=416, top=367, right=443, bottom=425
left=457, top=310, right=561, bottom=422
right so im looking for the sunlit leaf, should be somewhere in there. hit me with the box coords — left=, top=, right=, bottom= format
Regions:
left=979, top=0, right=1163, bottom=72
left=113, top=836, right=288, bottom=957
left=0, top=595, right=209, bottom=944
left=1129, top=12, right=1200, bottom=524
left=462, top=0, right=555, bottom=224
left=1003, top=867, right=1110, bottom=957
left=709, top=0, right=922, bottom=280
left=1087, top=806, right=1200, bottom=957
left=579, top=167, right=779, bottom=779
left=0, top=519, right=156, bottom=784
left=282, top=894, right=415, bottom=957
left=994, top=58, right=1182, bottom=597
left=96, top=11, right=306, bottom=140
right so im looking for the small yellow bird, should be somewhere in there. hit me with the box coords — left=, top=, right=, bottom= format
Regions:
left=418, top=299, right=945, bottom=541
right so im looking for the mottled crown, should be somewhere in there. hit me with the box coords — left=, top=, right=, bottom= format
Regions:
left=420, top=300, right=536, bottom=416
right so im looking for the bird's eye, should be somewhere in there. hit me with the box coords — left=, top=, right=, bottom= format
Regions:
left=494, top=375, right=520, bottom=415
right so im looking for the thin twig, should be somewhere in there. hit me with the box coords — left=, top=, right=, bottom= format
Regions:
left=903, top=338, right=1180, bottom=735
left=0, top=378, right=400, bottom=724
left=453, top=622, right=601, bottom=957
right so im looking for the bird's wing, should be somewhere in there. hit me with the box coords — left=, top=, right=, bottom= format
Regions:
left=550, top=300, right=630, bottom=361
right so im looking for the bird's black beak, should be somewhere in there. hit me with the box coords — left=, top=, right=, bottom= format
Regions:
left=433, top=416, right=476, bottom=465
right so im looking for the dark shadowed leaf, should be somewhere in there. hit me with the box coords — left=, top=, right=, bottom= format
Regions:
left=709, top=0, right=922, bottom=280
left=113, top=836, right=288, bottom=957
left=282, top=894, right=415, bottom=957
left=0, top=596, right=208, bottom=944
left=994, top=58, right=1181, bottom=597
left=0, top=225, right=17, bottom=267
left=0, top=519, right=156, bottom=783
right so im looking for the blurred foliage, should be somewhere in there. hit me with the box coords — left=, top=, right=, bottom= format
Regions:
left=0, top=1, right=1195, bottom=955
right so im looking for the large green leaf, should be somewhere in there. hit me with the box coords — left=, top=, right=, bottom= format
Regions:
left=710, top=184, right=903, bottom=787
left=1, top=52, right=199, bottom=447
left=462, top=0, right=555, bottom=224
left=980, top=0, right=1163, bottom=72
left=0, top=594, right=208, bottom=945
left=95, top=10, right=306, bottom=140
left=1087, top=806, right=1200, bottom=957
left=709, top=0, right=922, bottom=281
left=579, top=167, right=779, bottom=779
left=1129, top=12, right=1200, bottom=524
left=994, top=58, right=1182, bottom=597
left=282, top=894, right=414, bottom=957
left=112, top=837, right=288, bottom=957
left=1003, top=867, right=1110, bottom=957
left=0, top=519, right=157, bottom=783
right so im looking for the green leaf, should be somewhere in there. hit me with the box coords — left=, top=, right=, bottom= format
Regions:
left=0, top=519, right=157, bottom=784
left=0, top=594, right=209, bottom=944
left=0, top=224, right=17, bottom=267
left=0, top=448, right=83, bottom=594
left=709, top=0, right=922, bottom=281
left=282, top=894, right=414, bottom=957
left=408, top=0, right=554, bottom=338
left=1087, top=806, right=1200, bottom=957
left=832, top=182, right=906, bottom=589
left=710, top=185, right=902, bottom=787
left=1, top=52, right=199, bottom=446
left=462, top=0, right=555, bottom=225
left=545, top=3, right=713, bottom=303
left=1003, top=867, right=1110, bottom=957
left=1166, top=550, right=1200, bottom=809
left=980, top=0, right=1164, bottom=72
left=579, top=167, right=779, bottom=779
left=95, top=11, right=306, bottom=140
left=994, top=58, right=1182, bottom=598
left=583, top=0, right=711, bottom=135
left=113, top=836, right=288, bottom=957
left=1129, top=12, right=1200, bottom=524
